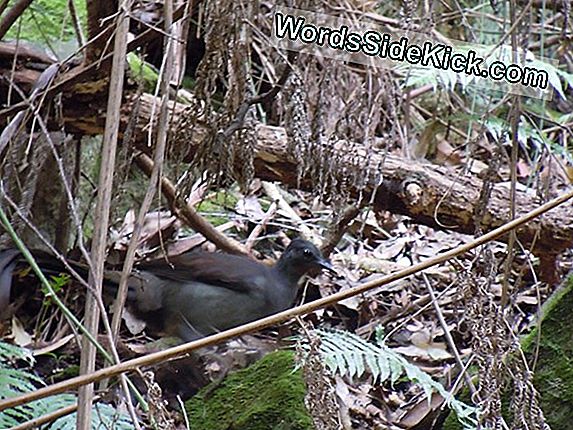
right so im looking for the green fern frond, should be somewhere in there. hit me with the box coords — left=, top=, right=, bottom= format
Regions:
left=49, top=403, right=135, bottom=430
left=0, top=340, right=34, bottom=365
left=302, top=329, right=477, bottom=430
left=0, top=341, right=133, bottom=429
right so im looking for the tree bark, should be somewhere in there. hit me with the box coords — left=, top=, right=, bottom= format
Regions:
left=83, top=93, right=573, bottom=256
left=2, top=54, right=572, bottom=257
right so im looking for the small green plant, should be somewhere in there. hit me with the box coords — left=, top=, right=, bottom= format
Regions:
left=41, top=273, right=70, bottom=306
left=127, top=52, right=160, bottom=93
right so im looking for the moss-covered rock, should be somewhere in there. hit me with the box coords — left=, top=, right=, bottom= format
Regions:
left=444, top=275, right=573, bottom=430
left=520, top=275, right=573, bottom=429
left=185, top=350, right=314, bottom=430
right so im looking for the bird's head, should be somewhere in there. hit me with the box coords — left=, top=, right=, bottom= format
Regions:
left=276, top=238, right=335, bottom=282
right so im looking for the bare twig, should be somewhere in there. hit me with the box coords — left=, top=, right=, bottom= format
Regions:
left=76, top=1, right=132, bottom=428
left=245, top=201, right=278, bottom=251
left=110, top=0, right=175, bottom=343
left=1, top=187, right=571, bottom=412
left=422, top=273, right=476, bottom=395
left=67, top=0, right=85, bottom=47
left=170, top=0, right=194, bottom=86
left=261, top=181, right=318, bottom=244
left=134, top=152, right=248, bottom=255
left=501, top=0, right=524, bottom=308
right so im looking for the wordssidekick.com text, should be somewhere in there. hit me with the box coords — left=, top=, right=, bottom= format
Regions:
left=273, top=10, right=550, bottom=95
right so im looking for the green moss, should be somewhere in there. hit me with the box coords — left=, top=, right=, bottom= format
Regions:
left=196, top=190, right=240, bottom=227
left=444, top=275, right=573, bottom=430
left=521, top=275, right=573, bottom=430
left=442, top=412, right=459, bottom=430
left=185, top=350, right=314, bottom=430
left=127, top=53, right=159, bottom=93
left=52, top=364, right=79, bottom=381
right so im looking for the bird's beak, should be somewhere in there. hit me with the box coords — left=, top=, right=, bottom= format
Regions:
left=318, top=258, right=337, bottom=274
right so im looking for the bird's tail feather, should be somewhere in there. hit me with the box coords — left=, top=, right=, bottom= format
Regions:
left=0, top=249, right=136, bottom=315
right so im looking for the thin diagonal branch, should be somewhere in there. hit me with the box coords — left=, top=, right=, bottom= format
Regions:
left=110, top=0, right=176, bottom=339
left=134, top=152, right=248, bottom=255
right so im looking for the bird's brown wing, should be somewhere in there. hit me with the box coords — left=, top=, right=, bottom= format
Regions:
left=137, top=252, right=273, bottom=294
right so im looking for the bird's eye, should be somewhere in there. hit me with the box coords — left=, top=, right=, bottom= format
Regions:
left=303, top=248, right=313, bottom=258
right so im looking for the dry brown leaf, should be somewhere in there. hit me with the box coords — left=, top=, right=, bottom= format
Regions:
left=395, top=391, right=445, bottom=428
left=11, top=316, right=33, bottom=346
left=32, top=334, right=75, bottom=356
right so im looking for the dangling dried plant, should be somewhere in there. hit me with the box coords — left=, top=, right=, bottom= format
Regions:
left=173, top=0, right=403, bottom=204
left=173, top=0, right=257, bottom=192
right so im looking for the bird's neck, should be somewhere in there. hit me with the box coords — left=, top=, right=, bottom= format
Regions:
left=274, top=259, right=305, bottom=288
left=268, top=260, right=302, bottom=311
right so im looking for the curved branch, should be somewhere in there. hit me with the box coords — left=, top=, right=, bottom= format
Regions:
left=0, top=0, right=34, bottom=40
